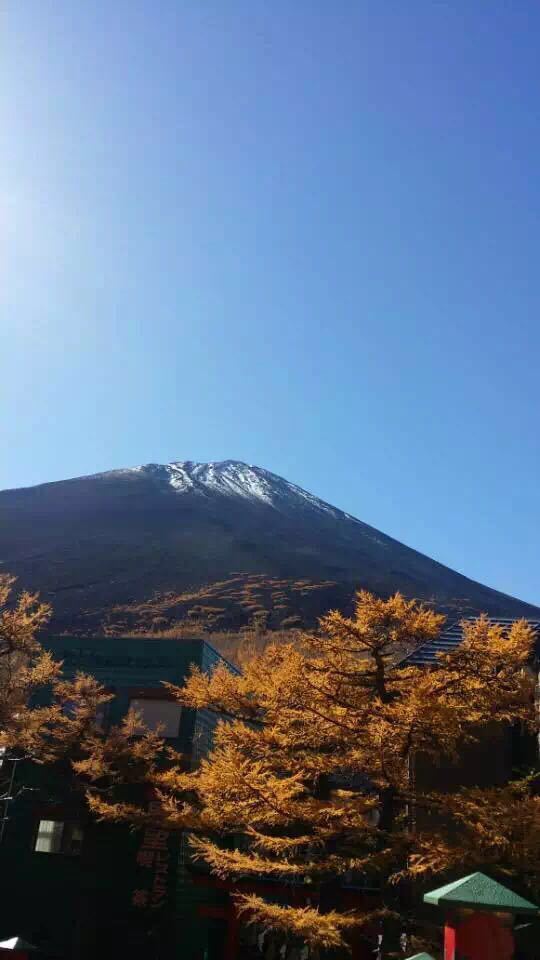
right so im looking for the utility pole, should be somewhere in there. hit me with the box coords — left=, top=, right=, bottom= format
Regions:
left=0, top=755, right=23, bottom=845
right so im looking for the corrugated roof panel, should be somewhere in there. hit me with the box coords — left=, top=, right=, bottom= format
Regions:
left=402, top=618, right=540, bottom=668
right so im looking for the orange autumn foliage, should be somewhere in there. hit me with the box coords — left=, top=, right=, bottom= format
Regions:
left=82, top=591, right=539, bottom=949
left=0, top=574, right=109, bottom=761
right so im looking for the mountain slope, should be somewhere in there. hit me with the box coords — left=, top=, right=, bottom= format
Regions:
left=1, top=459, right=538, bottom=634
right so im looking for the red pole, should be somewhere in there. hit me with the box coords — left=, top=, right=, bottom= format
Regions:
left=443, top=918, right=456, bottom=960
left=223, top=906, right=240, bottom=960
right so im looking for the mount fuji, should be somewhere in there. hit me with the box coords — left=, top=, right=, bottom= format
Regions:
left=1, top=460, right=538, bottom=634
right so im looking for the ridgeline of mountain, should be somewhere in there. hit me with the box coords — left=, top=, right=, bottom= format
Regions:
left=1, top=460, right=538, bottom=635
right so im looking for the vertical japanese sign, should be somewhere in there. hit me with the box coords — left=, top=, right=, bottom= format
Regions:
left=131, top=800, right=175, bottom=912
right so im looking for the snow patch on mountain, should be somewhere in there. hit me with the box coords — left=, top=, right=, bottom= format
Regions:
left=165, top=463, right=195, bottom=493
left=121, top=459, right=362, bottom=522
left=191, top=462, right=276, bottom=505
left=165, top=461, right=320, bottom=510
left=99, top=460, right=393, bottom=546
left=278, top=475, right=349, bottom=519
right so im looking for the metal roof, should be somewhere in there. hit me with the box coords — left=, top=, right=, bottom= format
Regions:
left=401, top=617, right=540, bottom=668
left=424, top=871, right=539, bottom=915
left=0, top=938, right=39, bottom=952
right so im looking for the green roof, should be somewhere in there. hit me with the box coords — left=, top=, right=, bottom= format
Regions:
left=405, top=953, right=437, bottom=960
left=424, top=873, right=539, bottom=916
left=0, top=938, right=38, bottom=951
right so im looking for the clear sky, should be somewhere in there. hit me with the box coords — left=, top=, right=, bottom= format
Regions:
left=2, top=2, right=539, bottom=605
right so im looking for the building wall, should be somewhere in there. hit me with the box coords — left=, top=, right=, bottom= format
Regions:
left=0, top=636, right=232, bottom=960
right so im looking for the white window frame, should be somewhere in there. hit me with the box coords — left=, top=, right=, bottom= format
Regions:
left=34, top=819, right=83, bottom=855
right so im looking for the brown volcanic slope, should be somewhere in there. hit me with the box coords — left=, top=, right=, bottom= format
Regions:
left=1, top=460, right=538, bottom=635
left=102, top=574, right=353, bottom=636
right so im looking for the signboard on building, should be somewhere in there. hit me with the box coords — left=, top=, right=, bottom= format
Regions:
left=131, top=801, right=177, bottom=913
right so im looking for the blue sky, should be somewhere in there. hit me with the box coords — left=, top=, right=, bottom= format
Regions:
left=2, top=2, right=539, bottom=605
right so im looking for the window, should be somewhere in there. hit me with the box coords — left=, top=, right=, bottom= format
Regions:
left=34, top=820, right=83, bottom=856
left=94, top=702, right=109, bottom=731
left=35, top=820, right=63, bottom=853
left=129, top=699, right=181, bottom=738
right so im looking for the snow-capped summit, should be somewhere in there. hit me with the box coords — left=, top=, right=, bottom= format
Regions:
left=117, top=459, right=355, bottom=521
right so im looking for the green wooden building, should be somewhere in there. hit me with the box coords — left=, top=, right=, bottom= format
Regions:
left=0, top=635, right=233, bottom=960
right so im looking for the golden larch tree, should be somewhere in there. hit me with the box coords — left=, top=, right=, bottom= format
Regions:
left=84, top=591, right=539, bottom=951
left=0, top=574, right=156, bottom=820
